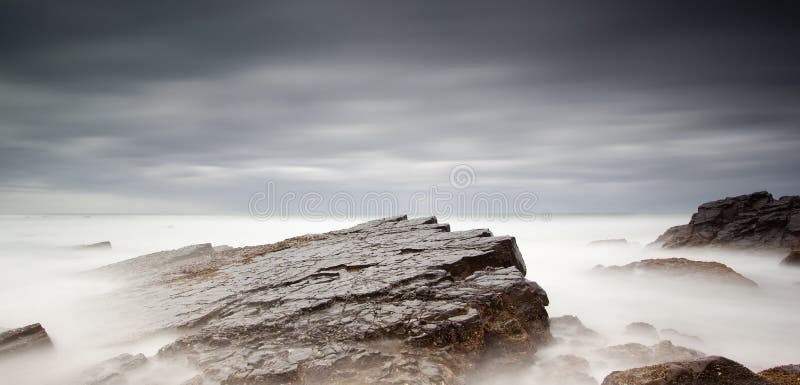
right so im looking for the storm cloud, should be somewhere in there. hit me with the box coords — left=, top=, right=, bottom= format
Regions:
left=1, top=0, right=799, bottom=213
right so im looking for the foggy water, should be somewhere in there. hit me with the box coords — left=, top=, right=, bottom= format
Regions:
left=0, top=214, right=797, bottom=384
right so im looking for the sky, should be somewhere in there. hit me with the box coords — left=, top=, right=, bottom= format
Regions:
left=1, top=0, right=799, bottom=214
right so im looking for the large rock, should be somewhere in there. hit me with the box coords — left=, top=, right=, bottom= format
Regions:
left=0, top=323, right=53, bottom=356
left=601, top=356, right=773, bottom=385
left=92, top=216, right=550, bottom=385
left=653, top=192, right=800, bottom=250
left=594, top=258, right=758, bottom=287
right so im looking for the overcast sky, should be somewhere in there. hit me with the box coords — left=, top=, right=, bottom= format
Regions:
left=1, top=0, right=799, bottom=214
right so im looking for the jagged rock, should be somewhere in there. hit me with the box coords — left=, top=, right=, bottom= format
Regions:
left=594, top=258, right=758, bottom=287
left=76, top=241, right=112, bottom=250
left=759, top=364, right=800, bottom=385
left=0, top=323, right=53, bottom=357
left=601, top=356, right=773, bottom=385
left=588, top=239, right=629, bottom=246
left=81, top=353, right=149, bottom=385
left=550, top=315, right=606, bottom=347
left=652, top=191, right=800, bottom=250
left=625, top=322, right=660, bottom=341
left=92, top=216, right=550, bottom=385
left=780, top=241, right=800, bottom=267
left=594, top=341, right=704, bottom=368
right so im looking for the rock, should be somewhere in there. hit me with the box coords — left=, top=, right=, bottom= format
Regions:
left=81, top=353, right=149, bottom=385
left=594, top=258, right=758, bottom=287
left=550, top=315, right=606, bottom=347
left=601, top=356, right=773, bottom=385
left=652, top=191, right=800, bottom=250
left=0, top=323, right=53, bottom=357
left=93, top=243, right=215, bottom=279
left=588, top=239, right=629, bottom=246
left=594, top=341, right=704, bottom=368
left=533, top=354, right=599, bottom=385
left=758, top=364, right=800, bottom=385
left=76, top=241, right=112, bottom=250
left=625, top=322, right=660, bottom=341
left=660, top=329, right=703, bottom=345
left=93, top=216, right=551, bottom=385
left=780, top=241, right=800, bottom=267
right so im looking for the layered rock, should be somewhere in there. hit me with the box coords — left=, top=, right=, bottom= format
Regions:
left=594, top=258, right=758, bottom=287
left=0, top=323, right=53, bottom=356
left=653, top=192, right=800, bottom=250
left=91, top=216, right=550, bottom=385
left=601, top=356, right=773, bottom=385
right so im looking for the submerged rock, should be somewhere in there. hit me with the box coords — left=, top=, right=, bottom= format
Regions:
left=594, top=340, right=704, bottom=368
left=652, top=191, right=800, bottom=250
left=588, top=239, right=629, bottom=246
left=0, top=323, right=53, bottom=356
left=76, top=241, right=112, bottom=250
left=601, top=356, right=773, bottom=385
left=625, top=322, right=660, bottom=341
left=780, top=241, right=800, bottom=267
left=758, top=364, right=800, bottom=385
left=81, top=353, right=149, bottom=385
left=92, top=216, right=550, bottom=385
left=550, top=315, right=606, bottom=347
left=594, top=258, right=758, bottom=287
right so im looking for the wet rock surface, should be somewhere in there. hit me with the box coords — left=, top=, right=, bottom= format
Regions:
left=92, top=216, right=550, bottom=385
left=594, top=258, right=758, bottom=287
left=0, top=323, right=53, bottom=356
left=653, top=192, right=800, bottom=250
left=601, top=356, right=774, bottom=385
left=759, top=365, right=800, bottom=385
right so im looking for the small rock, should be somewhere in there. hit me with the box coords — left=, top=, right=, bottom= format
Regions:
left=601, top=356, right=773, bottom=385
left=758, top=364, right=800, bottom=385
left=588, top=239, right=629, bottom=246
left=550, top=315, right=606, bottom=347
left=594, top=341, right=704, bottom=368
left=780, top=241, right=800, bottom=267
left=625, top=322, right=659, bottom=341
left=76, top=241, right=112, bottom=250
left=594, top=258, right=758, bottom=287
left=0, top=323, right=53, bottom=357
left=81, top=353, right=148, bottom=385
left=660, top=328, right=703, bottom=345
left=533, top=354, right=598, bottom=385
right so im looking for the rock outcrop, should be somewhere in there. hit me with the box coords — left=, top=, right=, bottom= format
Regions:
left=81, top=353, right=149, bottom=385
left=625, top=322, right=659, bottom=341
left=0, top=323, right=53, bottom=356
left=550, top=315, right=606, bottom=347
left=91, top=216, right=550, bottom=385
left=758, top=364, right=800, bottom=385
left=780, top=241, right=800, bottom=267
left=601, top=356, right=773, bottom=385
left=652, top=192, right=800, bottom=250
left=594, top=258, right=758, bottom=287
left=593, top=341, right=704, bottom=368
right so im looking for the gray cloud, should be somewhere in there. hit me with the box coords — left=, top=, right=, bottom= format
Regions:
left=1, top=0, right=799, bottom=213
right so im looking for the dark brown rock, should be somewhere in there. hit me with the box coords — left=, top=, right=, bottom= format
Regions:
left=0, top=323, right=53, bottom=357
left=601, top=356, right=772, bottom=385
left=594, top=258, right=758, bottom=287
left=93, top=216, right=550, bottom=385
left=652, top=192, right=800, bottom=250
left=780, top=241, right=800, bottom=267
left=758, top=364, right=800, bottom=385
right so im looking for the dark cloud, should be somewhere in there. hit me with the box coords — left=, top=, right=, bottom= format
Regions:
left=0, top=0, right=799, bottom=213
